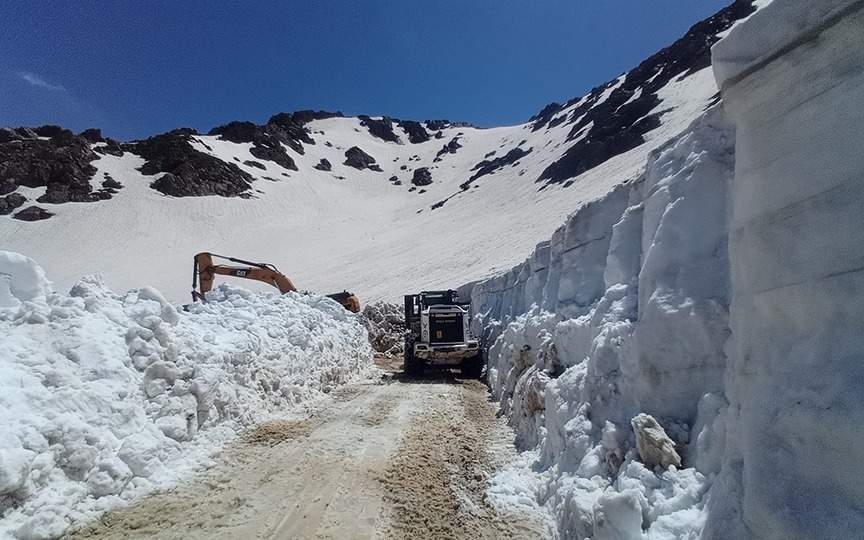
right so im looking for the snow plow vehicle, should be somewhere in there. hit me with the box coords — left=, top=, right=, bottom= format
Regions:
left=191, top=252, right=361, bottom=312
left=403, top=290, right=483, bottom=377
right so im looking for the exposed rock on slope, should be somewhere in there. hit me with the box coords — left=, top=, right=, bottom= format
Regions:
left=535, top=0, right=756, bottom=187
left=0, top=126, right=109, bottom=212
left=132, top=130, right=256, bottom=197
left=344, top=146, right=382, bottom=171
left=358, top=116, right=400, bottom=143
left=411, top=168, right=432, bottom=186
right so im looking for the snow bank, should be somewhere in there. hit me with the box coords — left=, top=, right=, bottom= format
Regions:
left=467, top=105, right=736, bottom=538
left=0, top=251, right=372, bottom=539
left=470, top=1, right=864, bottom=537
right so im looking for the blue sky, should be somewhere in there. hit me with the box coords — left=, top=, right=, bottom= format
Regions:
left=0, top=1, right=731, bottom=141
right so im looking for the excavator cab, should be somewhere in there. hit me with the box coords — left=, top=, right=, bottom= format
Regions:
left=191, top=252, right=361, bottom=312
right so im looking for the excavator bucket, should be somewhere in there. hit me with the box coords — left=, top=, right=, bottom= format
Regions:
left=327, top=291, right=361, bottom=313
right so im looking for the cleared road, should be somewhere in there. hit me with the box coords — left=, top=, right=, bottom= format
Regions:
left=69, top=360, right=549, bottom=539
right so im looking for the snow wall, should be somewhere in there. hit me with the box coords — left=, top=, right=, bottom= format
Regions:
left=465, top=1, right=864, bottom=538
left=0, top=252, right=373, bottom=539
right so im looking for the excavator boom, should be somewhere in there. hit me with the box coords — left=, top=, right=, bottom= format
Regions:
left=191, top=252, right=360, bottom=312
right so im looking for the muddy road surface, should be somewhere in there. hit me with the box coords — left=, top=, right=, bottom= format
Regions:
left=69, top=359, right=550, bottom=539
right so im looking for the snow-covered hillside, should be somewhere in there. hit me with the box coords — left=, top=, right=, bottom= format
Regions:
left=0, top=2, right=757, bottom=304
left=0, top=251, right=371, bottom=538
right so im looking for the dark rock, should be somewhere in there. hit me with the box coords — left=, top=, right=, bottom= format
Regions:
left=529, top=102, right=565, bottom=131
left=462, top=146, right=532, bottom=190
left=314, top=158, right=332, bottom=172
left=93, top=139, right=124, bottom=157
left=397, top=120, right=430, bottom=144
left=33, top=125, right=73, bottom=139
left=79, top=128, right=104, bottom=143
left=411, top=167, right=432, bottom=187
left=418, top=189, right=426, bottom=194
left=425, top=120, right=450, bottom=131
left=13, top=205, right=53, bottom=221
left=357, top=116, right=400, bottom=143
left=101, top=175, right=123, bottom=190
left=14, top=127, right=38, bottom=140
left=388, top=175, right=398, bottom=182
left=243, top=160, right=266, bottom=170
left=0, top=129, right=100, bottom=204
left=208, top=121, right=259, bottom=143
left=434, top=137, right=462, bottom=162
left=434, top=131, right=444, bottom=139
left=0, top=193, right=26, bottom=215
left=399, top=165, right=407, bottom=171
left=0, top=180, right=16, bottom=196
left=130, top=130, right=255, bottom=197
left=167, top=127, right=199, bottom=136
left=0, top=128, right=19, bottom=144
left=343, top=146, right=380, bottom=171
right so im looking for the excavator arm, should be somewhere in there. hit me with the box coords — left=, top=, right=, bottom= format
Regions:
left=192, top=252, right=360, bottom=312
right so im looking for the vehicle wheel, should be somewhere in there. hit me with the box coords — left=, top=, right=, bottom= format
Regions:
left=460, top=353, right=484, bottom=379
left=403, top=342, right=424, bottom=376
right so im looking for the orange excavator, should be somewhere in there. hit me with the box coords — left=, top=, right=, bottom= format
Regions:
left=191, top=252, right=361, bottom=313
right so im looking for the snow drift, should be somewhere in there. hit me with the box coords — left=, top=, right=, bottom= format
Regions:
left=0, top=251, right=372, bottom=539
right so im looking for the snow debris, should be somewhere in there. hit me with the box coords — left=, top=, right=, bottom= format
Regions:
left=630, top=414, right=681, bottom=470
left=359, top=301, right=405, bottom=355
left=0, top=251, right=372, bottom=539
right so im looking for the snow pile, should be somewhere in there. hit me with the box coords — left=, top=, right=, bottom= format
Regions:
left=0, top=251, right=372, bottom=539
left=468, top=105, right=736, bottom=538
left=360, top=302, right=405, bottom=355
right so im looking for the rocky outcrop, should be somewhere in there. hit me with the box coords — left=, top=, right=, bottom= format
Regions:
left=343, top=146, right=382, bottom=172
left=131, top=130, right=255, bottom=197
left=631, top=414, right=682, bottom=469
left=434, top=136, right=462, bottom=162
left=208, top=121, right=298, bottom=170
left=314, top=158, right=332, bottom=171
left=243, top=160, right=266, bottom=170
left=397, top=120, right=430, bottom=144
left=0, top=193, right=26, bottom=215
left=0, top=127, right=104, bottom=210
left=535, top=0, right=756, bottom=187
left=358, top=116, right=400, bottom=143
left=13, top=206, right=53, bottom=221
left=411, top=167, right=432, bottom=186
left=461, top=146, right=531, bottom=189
left=79, top=128, right=104, bottom=143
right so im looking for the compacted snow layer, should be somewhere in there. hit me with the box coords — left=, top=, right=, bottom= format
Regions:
left=707, top=1, right=864, bottom=538
left=0, top=251, right=372, bottom=539
left=465, top=2, right=864, bottom=538
left=466, top=106, right=735, bottom=539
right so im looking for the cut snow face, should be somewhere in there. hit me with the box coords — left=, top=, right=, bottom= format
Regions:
left=0, top=251, right=372, bottom=539
left=468, top=106, right=736, bottom=538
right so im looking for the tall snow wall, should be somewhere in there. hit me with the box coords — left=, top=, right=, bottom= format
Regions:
left=708, top=1, right=864, bottom=538
left=467, top=1, right=864, bottom=538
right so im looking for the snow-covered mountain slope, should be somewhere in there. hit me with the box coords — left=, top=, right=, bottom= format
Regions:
left=0, top=2, right=758, bottom=304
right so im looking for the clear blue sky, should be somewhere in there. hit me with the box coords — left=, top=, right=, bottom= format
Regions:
left=0, top=0, right=731, bottom=141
